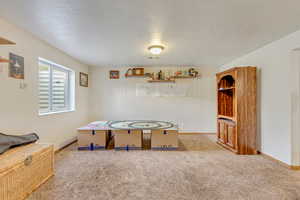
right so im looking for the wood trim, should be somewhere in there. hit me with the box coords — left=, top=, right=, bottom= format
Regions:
left=0, top=37, right=15, bottom=45
left=217, top=141, right=238, bottom=153
left=259, top=151, right=300, bottom=170
left=216, top=66, right=257, bottom=76
left=55, top=140, right=77, bottom=154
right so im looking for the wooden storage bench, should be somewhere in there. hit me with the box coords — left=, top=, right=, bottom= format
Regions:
left=0, top=143, right=54, bottom=200
left=113, top=130, right=143, bottom=150
left=151, top=130, right=178, bottom=150
left=77, top=130, right=109, bottom=150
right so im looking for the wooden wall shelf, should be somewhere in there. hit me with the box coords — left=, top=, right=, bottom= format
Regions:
left=0, top=58, right=10, bottom=63
left=0, top=37, right=15, bottom=45
left=126, top=74, right=144, bottom=77
left=171, top=75, right=199, bottom=79
left=148, top=79, right=175, bottom=83
left=124, top=67, right=200, bottom=84
left=125, top=74, right=151, bottom=78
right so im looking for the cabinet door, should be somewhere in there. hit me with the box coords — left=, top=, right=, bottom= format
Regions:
left=226, top=123, right=236, bottom=149
left=218, top=121, right=226, bottom=143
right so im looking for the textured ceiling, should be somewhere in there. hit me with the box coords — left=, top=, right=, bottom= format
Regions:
left=1, top=0, right=300, bottom=67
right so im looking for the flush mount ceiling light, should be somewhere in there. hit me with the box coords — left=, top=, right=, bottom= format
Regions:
left=148, top=45, right=164, bottom=55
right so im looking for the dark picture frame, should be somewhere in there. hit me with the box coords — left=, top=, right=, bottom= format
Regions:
left=9, top=53, right=24, bottom=79
left=109, top=70, right=120, bottom=79
left=80, top=72, right=88, bottom=87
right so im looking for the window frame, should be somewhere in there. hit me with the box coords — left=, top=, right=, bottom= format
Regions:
left=38, top=58, right=75, bottom=116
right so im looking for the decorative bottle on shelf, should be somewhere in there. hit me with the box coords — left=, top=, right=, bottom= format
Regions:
left=166, top=70, right=171, bottom=80
left=125, top=68, right=132, bottom=77
left=158, top=70, right=162, bottom=80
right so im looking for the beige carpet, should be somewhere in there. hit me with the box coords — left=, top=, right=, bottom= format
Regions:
left=28, top=134, right=300, bottom=200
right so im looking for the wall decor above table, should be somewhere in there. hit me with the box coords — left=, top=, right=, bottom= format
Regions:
left=124, top=67, right=200, bottom=83
left=80, top=72, right=89, bottom=87
left=109, top=70, right=120, bottom=79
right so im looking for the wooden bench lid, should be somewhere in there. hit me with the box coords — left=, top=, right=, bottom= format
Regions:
left=0, top=143, right=53, bottom=174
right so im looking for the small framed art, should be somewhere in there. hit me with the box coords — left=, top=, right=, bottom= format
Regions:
left=9, top=53, right=24, bottom=79
left=109, top=70, right=120, bottom=79
left=80, top=72, right=88, bottom=87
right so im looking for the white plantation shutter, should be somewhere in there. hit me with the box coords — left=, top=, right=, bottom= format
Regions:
left=52, top=68, right=68, bottom=110
left=39, top=58, right=73, bottom=114
left=39, top=62, right=51, bottom=112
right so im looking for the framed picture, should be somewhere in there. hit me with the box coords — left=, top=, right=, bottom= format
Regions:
left=110, top=70, right=119, bottom=79
left=9, top=53, right=24, bottom=79
left=80, top=72, right=88, bottom=87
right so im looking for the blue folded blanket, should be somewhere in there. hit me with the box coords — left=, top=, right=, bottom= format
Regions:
left=0, top=133, right=39, bottom=154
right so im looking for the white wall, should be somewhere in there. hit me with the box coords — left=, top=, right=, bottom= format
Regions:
left=221, top=29, right=300, bottom=165
left=290, top=50, right=300, bottom=166
left=89, top=66, right=217, bottom=133
left=0, top=18, right=90, bottom=150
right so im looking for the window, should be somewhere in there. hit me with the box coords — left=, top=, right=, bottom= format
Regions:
left=39, top=58, right=75, bottom=115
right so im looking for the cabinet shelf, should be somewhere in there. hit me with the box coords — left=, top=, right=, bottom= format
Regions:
left=217, top=141, right=238, bottom=153
left=218, top=115, right=235, bottom=121
left=217, top=75, right=235, bottom=117
left=218, top=87, right=235, bottom=91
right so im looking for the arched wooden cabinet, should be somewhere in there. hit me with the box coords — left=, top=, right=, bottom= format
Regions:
left=216, top=67, right=257, bottom=155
